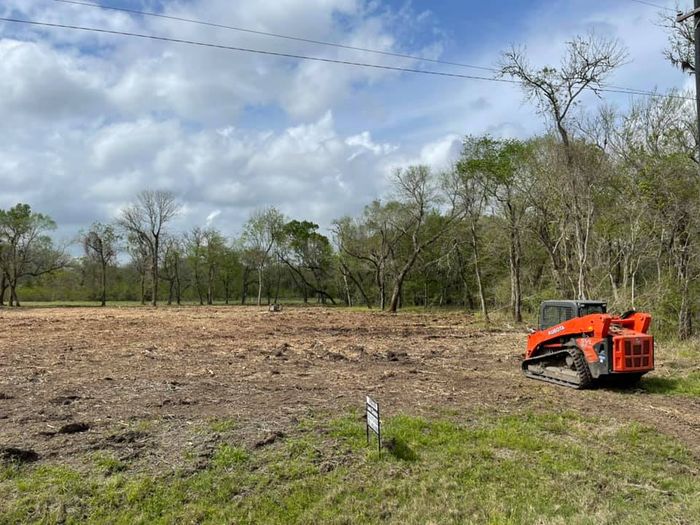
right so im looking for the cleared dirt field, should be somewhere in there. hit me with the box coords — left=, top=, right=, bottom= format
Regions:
left=1, top=305, right=699, bottom=470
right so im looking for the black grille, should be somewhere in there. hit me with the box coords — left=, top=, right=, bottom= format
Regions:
left=624, top=340, right=650, bottom=369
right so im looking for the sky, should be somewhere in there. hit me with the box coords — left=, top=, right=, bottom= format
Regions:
left=0, top=0, right=692, bottom=244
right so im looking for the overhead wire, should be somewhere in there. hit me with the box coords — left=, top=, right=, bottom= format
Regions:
left=52, top=0, right=498, bottom=73
left=51, top=0, right=691, bottom=100
left=0, top=16, right=693, bottom=101
left=0, top=17, right=518, bottom=82
left=626, top=0, right=677, bottom=12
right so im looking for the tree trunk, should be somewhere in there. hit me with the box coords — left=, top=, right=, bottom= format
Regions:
left=194, top=263, right=204, bottom=306
left=677, top=249, right=693, bottom=340
left=377, top=265, right=386, bottom=310
left=470, top=222, right=489, bottom=324
left=100, top=260, right=107, bottom=307
left=175, top=263, right=181, bottom=305
left=274, top=267, right=281, bottom=304
left=678, top=277, right=692, bottom=340
left=241, top=267, right=249, bottom=305
left=342, top=273, right=352, bottom=306
left=256, top=267, right=263, bottom=306
left=0, top=273, right=6, bottom=306
left=388, top=249, right=420, bottom=313
left=140, top=273, right=146, bottom=305
left=340, top=261, right=371, bottom=308
left=11, top=284, right=20, bottom=307
left=151, top=238, right=158, bottom=307
left=509, top=221, right=522, bottom=323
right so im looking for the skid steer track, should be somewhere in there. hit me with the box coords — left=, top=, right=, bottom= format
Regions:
left=522, top=348, right=593, bottom=389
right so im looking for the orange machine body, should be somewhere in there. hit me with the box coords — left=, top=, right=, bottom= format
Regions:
left=526, top=312, right=653, bottom=376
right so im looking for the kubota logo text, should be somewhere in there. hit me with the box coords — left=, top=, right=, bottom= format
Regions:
left=547, top=326, right=565, bottom=336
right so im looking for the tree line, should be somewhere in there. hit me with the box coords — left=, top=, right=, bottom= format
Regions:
left=1, top=30, right=699, bottom=339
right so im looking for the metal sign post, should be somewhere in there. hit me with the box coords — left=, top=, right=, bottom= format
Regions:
left=366, top=396, right=381, bottom=454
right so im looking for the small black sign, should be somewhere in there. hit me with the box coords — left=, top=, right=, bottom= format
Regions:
left=366, top=395, right=381, bottom=453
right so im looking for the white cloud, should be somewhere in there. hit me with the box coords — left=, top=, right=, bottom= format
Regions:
left=0, top=0, right=688, bottom=246
left=205, top=209, right=222, bottom=226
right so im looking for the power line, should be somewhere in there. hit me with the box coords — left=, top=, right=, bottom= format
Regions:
left=49, top=0, right=689, bottom=99
left=626, top=0, right=677, bottom=12
left=0, top=16, right=692, bottom=101
left=0, top=16, right=517, bottom=82
left=52, top=0, right=498, bottom=73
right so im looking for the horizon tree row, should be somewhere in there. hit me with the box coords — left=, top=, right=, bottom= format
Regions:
left=3, top=30, right=700, bottom=339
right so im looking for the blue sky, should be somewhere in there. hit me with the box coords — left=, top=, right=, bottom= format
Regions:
left=0, top=0, right=691, bottom=242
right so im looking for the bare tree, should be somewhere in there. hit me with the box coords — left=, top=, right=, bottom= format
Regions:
left=118, top=190, right=180, bottom=306
left=501, top=33, right=627, bottom=300
left=161, top=235, right=184, bottom=305
left=241, top=208, right=285, bottom=306
left=658, top=6, right=695, bottom=73
left=500, top=32, right=628, bottom=161
left=82, top=222, right=119, bottom=306
left=449, top=156, right=492, bottom=324
left=185, top=227, right=207, bottom=305
left=334, top=205, right=403, bottom=310
left=605, top=94, right=699, bottom=338
left=386, top=166, right=463, bottom=313
left=126, top=233, right=150, bottom=305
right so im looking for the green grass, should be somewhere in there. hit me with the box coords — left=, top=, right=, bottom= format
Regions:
left=640, top=339, right=700, bottom=396
left=641, top=372, right=700, bottom=396
left=1, top=411, right=698, bottom=524
left=208, top=418, right=237, bottom=433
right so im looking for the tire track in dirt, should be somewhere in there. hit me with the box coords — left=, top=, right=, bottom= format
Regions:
left=1, top=306, right=698, bottom=469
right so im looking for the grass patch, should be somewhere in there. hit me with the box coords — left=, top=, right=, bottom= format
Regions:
left=212, top=444, right=249, bottom=469
left=93, top=453, right=127, bottom=475
left=208, top=418, right=237, bottom=433
left=1, top=412, right=698, bottom=524
left=641, top=372, right=700, bottom=396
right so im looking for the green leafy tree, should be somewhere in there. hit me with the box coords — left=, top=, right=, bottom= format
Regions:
left=279, top=220, right=335, bottom=304
left=0, top=203, right=67, bottom=306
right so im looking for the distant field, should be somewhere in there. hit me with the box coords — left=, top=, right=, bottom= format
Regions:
left=1, top=307, right=698, bottom=523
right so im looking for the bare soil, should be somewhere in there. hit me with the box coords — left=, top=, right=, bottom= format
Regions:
left=1, top=306, right=699, bottom=470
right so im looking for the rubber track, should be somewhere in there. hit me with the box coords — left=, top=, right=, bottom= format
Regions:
left=523, top=348, right=593, bottom=390
left=569, top=347, right=593, bottom=388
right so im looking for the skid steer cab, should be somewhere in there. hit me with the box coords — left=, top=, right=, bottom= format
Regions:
left=522, top=300, right=654, bottom=389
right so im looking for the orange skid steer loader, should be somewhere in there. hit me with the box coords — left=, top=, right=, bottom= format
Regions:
left=523, top=300, right=654, bottom=389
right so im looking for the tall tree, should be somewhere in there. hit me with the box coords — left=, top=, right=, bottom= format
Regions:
left=241, top=208, right=285, bottom=306
left=219, top=245, right=241, bottom=305
left=161, top=235, right=185, bottom=305
left=0, top=204, right=67, bottom=306
left=450, top=150, right=493, bottom=323
left=386, top=166, right=462, bottom=313
left=279, top=220, right=336, bottom=304
left=659, top=8, right=696, bottom=73
left=118, top=190, right=180, bottom=306
left=605, top=93, right=699, bottom=338
left=501, top=33, right=627, bottom=300
left=82, top=222, right=119, bottom=306
left=458, top=137, right=532, bottom=322
left=185, top=227, right=207, bottom=305
left=126, top=233, right=150, bottom=305
left=500, top=33, right=628, bottom=159
left=203, top=229, right=227, bottom=305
